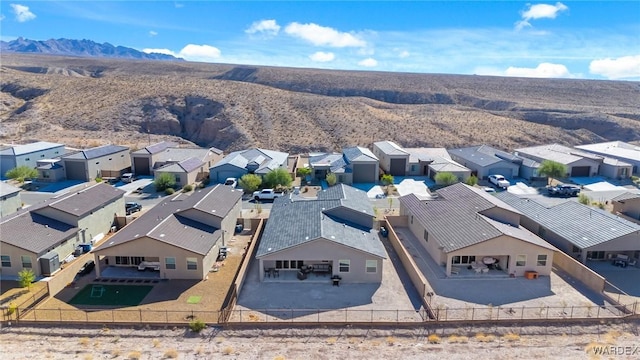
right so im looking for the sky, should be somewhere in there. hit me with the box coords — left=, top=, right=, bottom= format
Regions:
left=1, top=1, right=639, bottom=80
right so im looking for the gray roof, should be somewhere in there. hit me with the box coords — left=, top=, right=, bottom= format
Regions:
left=427, top=156, right=470, bottom=173
left=612, top=192, right=640, bottom=202
left=154, top=147, right=220, bottom=163
left=399, top=183, right=534, bottom=253
left=515, top=143, right=603, bottom=165
left=448, top=145, right=521, bottom=167
left=62, top=144, right=129, bottom=160
left=211, top=148, right=288, bottom=174
left=0, top=141, right=64, bottom=156
left=0, top=211, right=78, bottom=254
left=373, top=141, right=408, bottom=156
left=0, top=182, right=21, bottom=197
left=95, top=185, right=242, bottom=255
left=309, top=153, right=348, bottom=173
left=343, top=146, right=378, bottom=163
left=576, top=141, right=640, bottom=162
left=256, top=184, right=385, bottom=259
left=131, top=141, right=179, bottom=155
left=405, top=147, right=450, bottom=163
left=156, top=157, right=204, bottom=173
left=40, top=183, right=126, bottom=217
left=37, top=163, right=64, bottom=170
left=496, top=191, right=640, bottom=249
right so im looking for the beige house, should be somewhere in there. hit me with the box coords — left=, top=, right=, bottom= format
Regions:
left=130, top=142, right=223, bottom=176
left=0, top=182, right=22, bottom=217
left=61, top=144, right=131, bottom=181
left=373, top=141, right=410, bottom=176
left=256, top=184, right=386, bottom=283
left=399, top=183, right=556, bottom=277
left=612, top=193, right=640, bottom=220
left=0, top=183, right=125, bottom=278
left=92, top=185, right=242, bottom=280
left=405, top=147, right=471, bottom=182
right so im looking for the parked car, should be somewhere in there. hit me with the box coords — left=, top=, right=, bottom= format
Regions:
left=224, top=177, right=238, bottom=188
left=121, top=173, right=135, bottom=183
left=125, top=202, right=142, bottom=215
left=547, top=184, right=580, bottom=197
left=488, top=174, right=510, bottom=189
left=77, top=260, right=95, bottom=276
left=482, top=187, right=496, bottom=193
left=252, top=189, right=285, bottom=201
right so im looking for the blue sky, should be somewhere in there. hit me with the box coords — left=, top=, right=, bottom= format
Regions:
left=1, top=1, right=639, bottom=80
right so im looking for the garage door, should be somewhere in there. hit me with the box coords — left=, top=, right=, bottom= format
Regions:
left=65, top=161, right=87, bottom=180
left=215, top=170, right=242, bottom=183
left=571, top=166, right=590, bottom=177
left=134, top=157, right=150, bottom=175
left=487, top=167, right=515, bottom=179
left=389, top=158, right=406, bottom=176
left=352, top=163, right=377, bottom=183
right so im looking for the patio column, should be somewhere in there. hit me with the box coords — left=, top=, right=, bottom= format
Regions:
left=258, top=259, right=264, bottom=281
left=94, top=253, right=101, bottom=278
left=445, top=254, right=452, bottom=277
left=580, top=251, right=588, bottom=264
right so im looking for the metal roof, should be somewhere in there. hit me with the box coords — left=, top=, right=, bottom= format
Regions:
left=43, top=183, right=126, bottom=217
left=0, top=182, right=21, bottom=197
left=515, top=144, right=603, bottom=165
left=576, top=141, right=640, bottom=162
left=131, top=141, right=179, bottom=155
left=612, top=192, right=640, bottom=202
left=0, top=141, right=64, bottom=156
left=62, top=144, right=129, bottom=160
left=496, top=191, right=640, bottom=249
left=343, top=146, right=378, bottom=163
left=256, top=184, right=385, bottom=258
left=373, top=141, right=408, bottom=156
left=156, top=157, right=204, bottom=173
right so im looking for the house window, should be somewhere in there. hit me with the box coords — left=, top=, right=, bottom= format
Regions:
left=587, top=251, right=605, bottom=260
left=516, top=255, right=526, bottom=267
left=337, top=175, right=343, bottom=183
left=339, top=259, right=350, bottom=273
left=175, top=175, right=180, bottom=182
left=42, top=171, right=50, bottom=178
left=452, top=256, right=476, bottom=265
left=1, top=255, right=11, bottom=267
left=423, top=230, right=428, bottom=242
left=186, top=258, right=197, bottom=270
left=21, top=256, right=32, bottom=268
left=536, top=254, right=547, bottom=266
left=25, top=158, right=30, bottom=161
left=115, top=256, right=130, bottom=265
left=165, top=257, right=176, bottom=270
left=572, top=246, right=581, bottom=254
left=366, top=260, right=377, bottom=273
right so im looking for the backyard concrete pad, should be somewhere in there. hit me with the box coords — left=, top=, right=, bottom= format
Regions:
left=395, top=178, right=430, bottom=198
left=588, top=261, right=640, bottom=297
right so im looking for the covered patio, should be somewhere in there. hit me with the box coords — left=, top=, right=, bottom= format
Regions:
left=446, top=255, right=510, bottom=277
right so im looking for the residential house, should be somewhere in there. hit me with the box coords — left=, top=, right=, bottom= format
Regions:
left=0, top=182, right=22, bottom=217
left=256, top=184, right=386, bottom=283
left=130, top=142, right=223, bottom=176
left=405, top=147, right=471, bottom=182
left=515, top=143, right=632, bottom=179
left=399, top=183, right=556, bottom=277
left=61, top=144, right=131, bottom=181
left=92, top=184, right=242, bottom=280
left=576, top=141, right=640, bottom=175
left=309, top=146, right=379, bottom=184
left=149, top=147, right=223, bottom=187
left=308, top=152, right=349, bottom=183
left=448, top=145, right=522, bottom=180
left=36, top=159, right=66, bottom=183
left=373, top=141, right=410, bottom=176
left=612, top=192, right=640, bottom=221
left=0, top=141, right=66, bottom=175
left=209, top=148, right=290, bottom=183
left=130, top=141, right=178, bottom=175
left=496, top=191, right=640, bottom=264
left=0, top=183, right=125, bottom=278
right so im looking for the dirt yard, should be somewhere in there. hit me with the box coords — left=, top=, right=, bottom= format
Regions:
left=0, top=321, right=638, bottom=359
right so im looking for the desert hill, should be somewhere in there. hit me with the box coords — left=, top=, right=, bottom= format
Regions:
left=1, top=53, right=638, bottom=153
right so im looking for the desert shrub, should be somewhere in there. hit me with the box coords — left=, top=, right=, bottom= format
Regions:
left=164, top=187, right=175, bottom=195
left=163, top=349, right=178, bottom=358
left=127, top=351, right=141, bottom=360
left=5, top=166, right=38, bottom=183
left=427, top=334, right=441, bottom=344
left=296, top=167, right=311, bottom=177
left=435, top=172, right=459, bottom=185
left=447, top=335, right=468, bottom=343
left=155, top=172, right=176, bottom=191
left=222, top=346, right=234, bottom=355
left=503, top=333, right=521, bottom=342
left=18, top=269, right=35, bottom=289
left=6, top=302, right=17, bottom=316
left=239, top=174, right=262, bottom=193
left=95, top=177, right=103, bottom=183
left=182, top=184, right=193, bottom=192
left=264, top=168, right=292, bottom=188
left=80, top=337, right=90, bottom=346
left=325, top=173, right=337, bottom=186
left=578, top=193, right=590, bottom=205
left=189, top=319, right=206, bottom=332
left=386, top=336, right=396, bottom=345
left=381, top=174, right=394, bottom=186
left=465, top=175, right=478, bottom=186
left=152, top=339, right=160, bottom=347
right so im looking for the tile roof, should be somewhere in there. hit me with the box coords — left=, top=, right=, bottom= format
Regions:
left=62, top=144, right=129, bottom=160
left=405, top=147, right=451, bottom=163
left=448, top=145, right=512, bottom=167
left=373, top=141, right=408, bottom=156
left=0, top=141, right=64, bottom=156
left=0, top=182, right=21, bottom=197
left=612, top=192, right=640, bottom=202
left=426, top=156, right=470, bottom=173
left=95, top=185, right=242, bottom=255
left=515, top=144, right=603, bottom=165
left=343, top=146, right=378, bottom=163
left=0, top=212, right=78, bottom=254
left=309, top=153, right=348, bottom=173
left=496, top=191, right=640, bottom=249
left=42, top=183, right=126, bottom=217
left=256, top=184, right=385, bottom=258
left=399, top=183, right=529, bottom=253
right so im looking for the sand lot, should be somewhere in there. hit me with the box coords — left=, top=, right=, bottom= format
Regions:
left=1, top=321, right=639, bottom=359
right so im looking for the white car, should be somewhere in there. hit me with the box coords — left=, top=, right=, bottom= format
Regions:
left=224, top=177, right=238, bottom=188
left=488, top=174, right=510, bottom=189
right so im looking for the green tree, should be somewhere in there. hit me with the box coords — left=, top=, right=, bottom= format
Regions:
left=239, top=174, right=262, bottom=193
left=296, top=167, right=312, bottom=177
left=465, top=175, right=478, bottom=186
left=578, top=193, right=590, bottom=205
left=538, top=160, right=567, bottom=185
left=263, top=168, right=292, bottom=188
left=381, top=174, right=394, bottom=186
left=154, top=172, right=176, bottom=191
left=325, top=173, right=337, bottom=186
left=434, top=172, right=459, bottom=186
left=5, top=166, right=38, bottom=183
left=18, top=269, right=35, bottom=289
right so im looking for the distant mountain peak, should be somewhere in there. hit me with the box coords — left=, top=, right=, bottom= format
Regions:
left=0, top=37, right=181, bottom=61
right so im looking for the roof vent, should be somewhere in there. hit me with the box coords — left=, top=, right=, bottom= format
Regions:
left=331, top=235, right=335, bottom=239
left=45, top=224, right=49, bottom=228
left=305, top=236, right=309, bottom=240
left=160, top=234, right=165, bottom=237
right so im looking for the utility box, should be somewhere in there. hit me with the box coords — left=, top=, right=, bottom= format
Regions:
left=39, top=251, right=60, bottom=276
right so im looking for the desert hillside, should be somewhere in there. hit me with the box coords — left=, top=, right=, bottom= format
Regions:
left=1, top=53, right=638, bottom=152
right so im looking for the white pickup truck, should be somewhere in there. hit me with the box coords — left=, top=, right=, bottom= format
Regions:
left=252, top=189, right=285, bottom=201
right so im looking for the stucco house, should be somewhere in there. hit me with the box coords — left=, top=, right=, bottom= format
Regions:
left=0, top=183, right=125, bottom=279
left=576, top=141, right=640, bottom=175
left=399, top=183, right=556, bottom=277
left=92, top=184, right=242, bottom=280
left=209, top=148, right=290, bottom=183
left=36, top=159, right=66, bottom=183
left=61, top=144, right=131, bottom=181
left=0, top=141, right=66, bottom=175
left=448, top=145, right=522, bottom=180
left=154, top=157, right=211, bottom=188
left=496, top=191, right=640, bottom=265
left=373, top=141, right=410, bottom=176
left=130, top=142, right=223, bottom=176
left=0, top=182, right=22, bottom=217
left=405, top=147, right=471, bottom=182
left=309, top=146, right=379, bottom=184
left=612, top=192, right=640, bottom=221
left=256, top=184, right=386, bottom=283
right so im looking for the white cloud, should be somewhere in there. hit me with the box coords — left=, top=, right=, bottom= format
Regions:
left=589, top=55, right=640, bottom=80
left=143, top=44, right=222, bottom=62
left=284, top=22, right=366, bottom=48
left=358, top=58, right=378, bottom=67
left=505, top=63, right=572, bottom=78
left=0, top=14, right=5, bottom=21
left=398, top=50, right=410, bottom=58
left=174, top=2, right=184, bottom=8
left=10, top=4, right=36, bottom=22
left=149, top=30, right=158, bottom=37
left=516, top=2, right=568, bottom=31
left=309, top=51, right=335, bottom=62
left=245, top=19, right=280, bottom=36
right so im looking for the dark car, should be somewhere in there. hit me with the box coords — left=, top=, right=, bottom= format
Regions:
left=125, top=202, right=142, bottom=215
left=547, top=184, right=581, bottom=197
left=77, top=260, right=95, bottom=276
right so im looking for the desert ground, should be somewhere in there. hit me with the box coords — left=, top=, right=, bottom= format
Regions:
left=1, top=321, right=639, bottom=359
